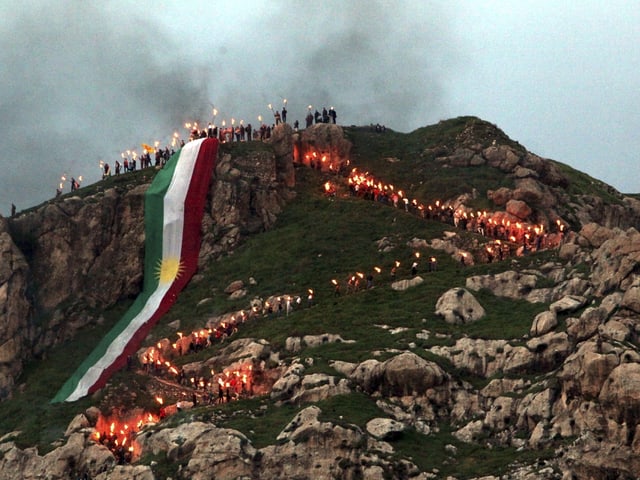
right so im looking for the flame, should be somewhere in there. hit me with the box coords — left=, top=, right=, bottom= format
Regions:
left=93, top=409, right=161, bottom=461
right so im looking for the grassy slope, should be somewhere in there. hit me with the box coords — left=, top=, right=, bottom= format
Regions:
left=343, top=119, right=517, bottom=210
left=1, top=118, right=571, bottom=477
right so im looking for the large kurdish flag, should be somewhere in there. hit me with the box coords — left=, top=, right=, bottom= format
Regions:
left=52, top=137, right=218, bottom=403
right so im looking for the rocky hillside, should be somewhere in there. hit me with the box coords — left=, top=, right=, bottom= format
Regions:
left=1, top=118, right=640, bottom=479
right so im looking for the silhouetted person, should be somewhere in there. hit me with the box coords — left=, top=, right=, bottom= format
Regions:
left=10, top=204, right=16, bottom=217
left=329, top=107, right=337, bottom=124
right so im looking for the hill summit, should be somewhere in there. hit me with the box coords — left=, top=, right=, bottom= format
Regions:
left=1, top=117, right=640, bottom=479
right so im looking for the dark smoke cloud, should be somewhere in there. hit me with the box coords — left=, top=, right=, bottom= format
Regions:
left=207, top=1, right=456, bottom=132
left=0, top=1, right=211, bottom=212
left=0, top=1, right=458, bottom=214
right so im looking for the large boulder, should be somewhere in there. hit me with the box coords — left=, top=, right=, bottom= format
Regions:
left=466, top=270, right=539, bottom=301
left=487, top=187, right=512, bottom=206
left=590, top=228, right=640, bottom=295
left=482, top=145, right=521, bottom=172
left=526, top=332, right=571, bottom=370
left=350, top=352, right=448, bottom=397
left=290, top=373, right=351, bottom=404
left=435, top=287, right=485, bottom=325
left=505, top=199, right=532, bottom=220
left=298, top=123, right=352, bottom=173
left=579, top=223, right=617, bottom=248
left=558, top=340, right=620, bottom=399
left=530, top=310, right=558, bottom=336
left=550, top=295, right=588, bottom=314
left=599, top=363, right=640, bottom=426
left=270, top=362, right=305, bottom=402
left=366, top=418, right=405, bottom=440
left=379, top=353, right=448, bottom=397
left=621, top=282, right=640, bottom=313
left=513, top=177, right=554, bottom=207
left=566, top=306, right=608, bottom=342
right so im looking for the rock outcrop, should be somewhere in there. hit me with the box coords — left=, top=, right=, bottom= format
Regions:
left=434, top=119, right=640, bottom=231
left=0, top=217, right=33, bottom=399
left=295, top=123, right=352, bottom=172
left=434, top=287, right=486, bottom=325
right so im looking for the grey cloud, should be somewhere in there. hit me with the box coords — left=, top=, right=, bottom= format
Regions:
left=0, top=1, right=210, bottom=212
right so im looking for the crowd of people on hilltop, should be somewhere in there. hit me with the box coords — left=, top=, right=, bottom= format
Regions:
left=36, top=100, right=343, bottom=201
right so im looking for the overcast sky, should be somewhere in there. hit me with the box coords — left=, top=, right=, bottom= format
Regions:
left=1, top=0, right=638, bottom=216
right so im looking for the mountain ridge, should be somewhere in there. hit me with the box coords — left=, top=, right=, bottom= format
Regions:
left=1, top=117, right=640, bottom=479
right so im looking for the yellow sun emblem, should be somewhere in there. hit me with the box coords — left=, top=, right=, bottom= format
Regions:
left=156, top=257, right=184, bottom=285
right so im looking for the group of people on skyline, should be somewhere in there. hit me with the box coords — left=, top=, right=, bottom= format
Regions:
left=306, top=106, right=337, bottom=128
left=7, top=101, right=342, bottom=211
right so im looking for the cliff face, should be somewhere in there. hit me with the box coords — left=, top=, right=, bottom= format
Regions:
left=0, top=127, right=295, bottom=400
left=0, top=217, right=32, bottom=399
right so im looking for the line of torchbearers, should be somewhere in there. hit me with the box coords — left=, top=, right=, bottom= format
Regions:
left=343, top=168, right=567, bottom=257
